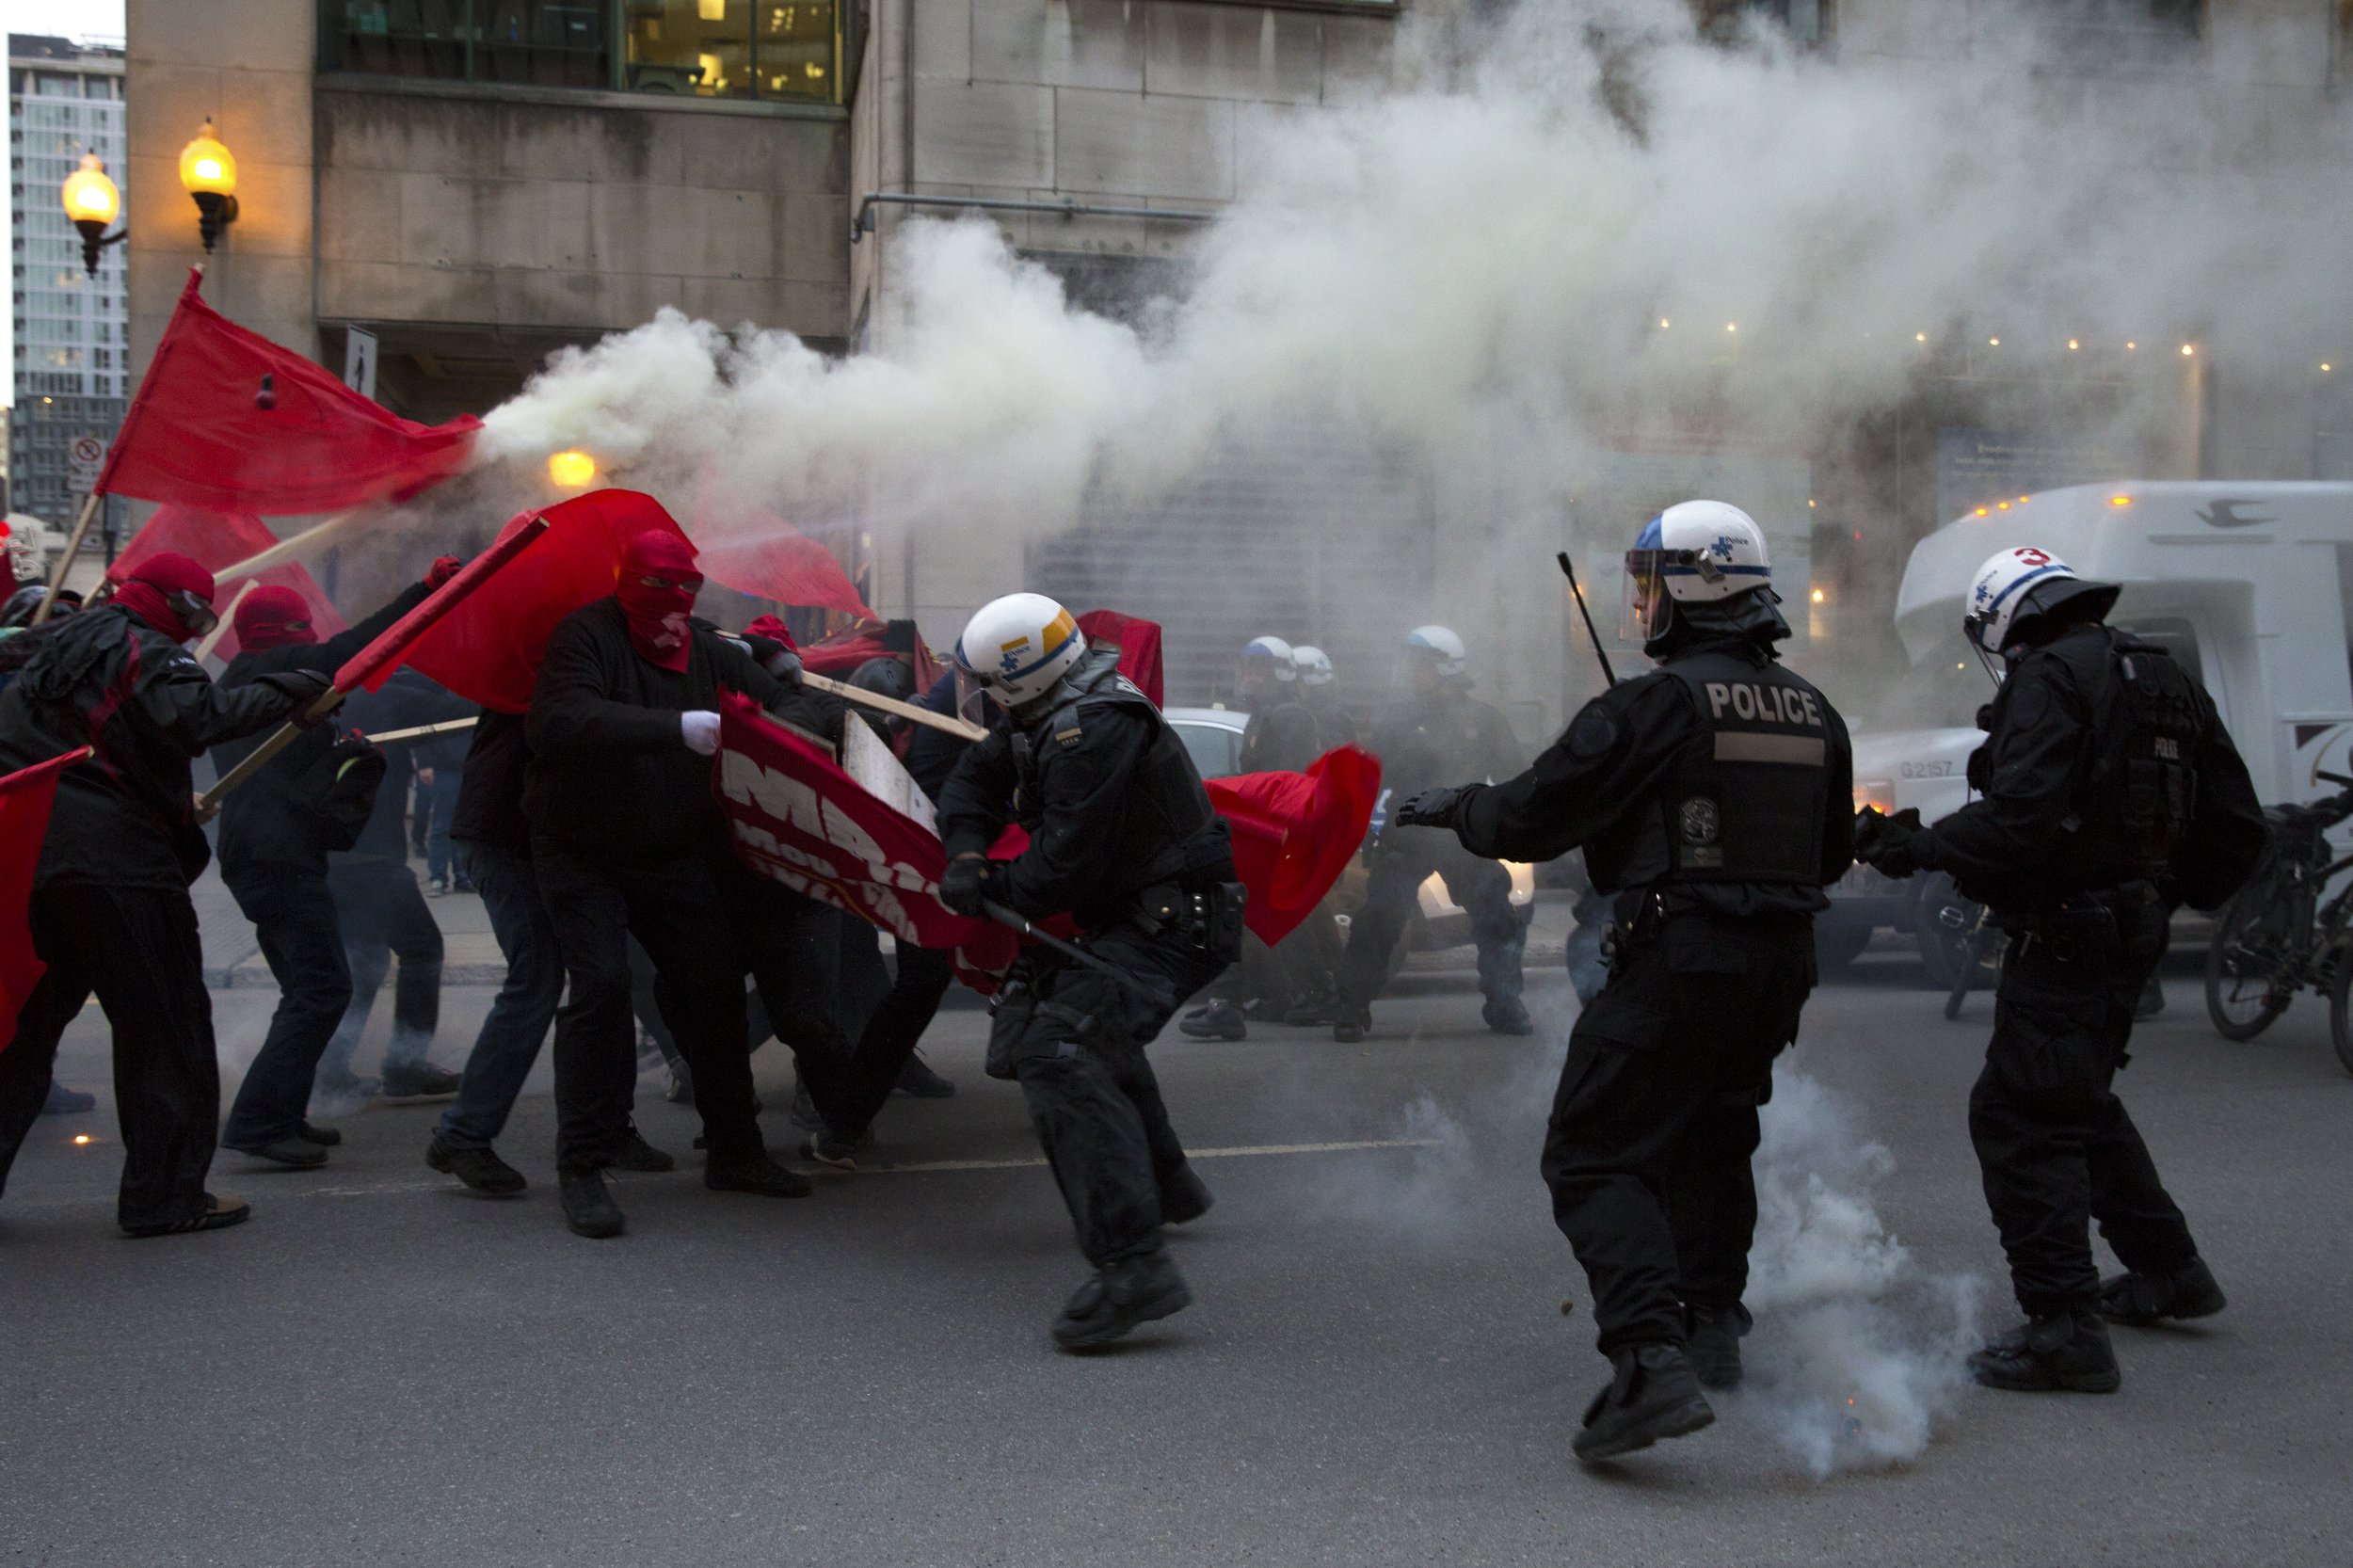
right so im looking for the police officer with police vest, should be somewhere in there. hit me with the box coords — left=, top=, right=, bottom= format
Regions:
left=1396, top=502, right=1853, bottom=1460
left=936, top=593, right=1241, bottom=1350
left=1854, top=547, right=2264, bottom=1394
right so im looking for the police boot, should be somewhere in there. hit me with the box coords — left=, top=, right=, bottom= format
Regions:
left=1478, top=933, right=1532, bottom=1035
left=1684, top=1304, right=1752, bottom=1390
left=1178, top=1000, right=1249, bottom=1041
left=1051, top=1248, right=1193, bottom=1351
left=1160, top=1164, right=1214, bottom=1225
left=1481, top=997, right=1534, bottom=1036
left=2100, top=1257, right=2225, bottom=1325
left=1573, top=1343, right=1715, bottom=1461
left=1969, top=1306, right=2121, bottom=1393
left=559, top=1168, right=623, bottom=1240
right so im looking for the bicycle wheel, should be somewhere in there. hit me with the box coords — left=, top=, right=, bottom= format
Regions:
left=2329, top=937, right=2353, bottom=1078
left=2205, top=888, right=2297, bottom=1041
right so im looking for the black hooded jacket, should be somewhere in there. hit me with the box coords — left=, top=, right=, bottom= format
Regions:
left=0, top=604, right=304, bottom=889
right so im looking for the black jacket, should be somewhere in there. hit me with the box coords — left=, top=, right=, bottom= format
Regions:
left=211, top=584, right=430, bottom=876
left=1366, top=686, right=1526, bottom=801
left=1450, top=632, right=1855, bottom=919
left=451, top=708, right=531, bottom=853
left=1241, top=694, right=1322, bottom=775
left=902, top=667, right=971, bottom=805
left=523, top=599, right=800, bottom=861
left=335, top=672, right=466, bottom=863
left=0, top=604, right=302, bottom=890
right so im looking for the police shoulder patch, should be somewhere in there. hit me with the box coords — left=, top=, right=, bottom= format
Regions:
left=1564, top=704, right=1620, bottom=760
left=1055, top=726, right=1083, bottom=746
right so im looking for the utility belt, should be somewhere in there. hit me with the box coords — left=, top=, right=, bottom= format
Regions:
left=2000, top=880, right=2158, bottom=966
left=1128, top=876, right=1247, bottom=956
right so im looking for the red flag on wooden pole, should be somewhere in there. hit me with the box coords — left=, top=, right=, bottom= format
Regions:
left=0, top=746, right=92, bottom=1053
left=103, top=504, right=344, bottom=661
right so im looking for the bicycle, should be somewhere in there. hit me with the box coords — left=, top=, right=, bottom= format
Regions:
left=2203, top=769, right=2353, bottom=1074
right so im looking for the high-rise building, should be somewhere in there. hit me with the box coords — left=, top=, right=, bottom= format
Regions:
left=9, top=34, right=126, bottom=530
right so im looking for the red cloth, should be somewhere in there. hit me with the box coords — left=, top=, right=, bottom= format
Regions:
left=797, top=620, right=942, bottom=696
left=233, top=585, right=316, bottom=649
left=104, top=504, right=344, bottom=662
left=96, top=270, right=478, bottom=513
left=1077, top=610, right=1163, bottom=708
left=1206, top=745, right=1382, bottom=943
left=0, top=746, right=89, bottom=1052
left=697, top=513, right=874, bottom=621
left=111, top=552, right=217, bottom=643
left=344, top=517, right=549, bottom=695
left=392, top=489, right=689, bottom=713
left=744, top=614, right=798, bottom=653
left=616, top=530, right=701, bottom=673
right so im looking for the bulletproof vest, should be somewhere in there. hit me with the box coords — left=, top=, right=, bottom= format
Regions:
left=1013, top=650, right=1225, bottom=904
left=2049, top=631, right=2202, bottom=888
left=1591, top=648, right=1832, bottom=892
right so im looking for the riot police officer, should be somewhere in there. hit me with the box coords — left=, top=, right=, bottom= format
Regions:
left=1335, top=625, right=1530, bottom=1041
left=936, top=593, right=1242, bottom=1350
left=1854, top=546, right=2264, bottom=1394
left=1396, top=502, right=1853, bottom=1460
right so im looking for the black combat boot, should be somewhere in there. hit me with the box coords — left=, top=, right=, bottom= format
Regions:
left=1160, top=1164, right=1214, bottom=1225
left=1481, top=996, right=1534, bottom=1036
left=1574, top=1343, right=1716, bottom=1461
left=1051, top=1249, right=1193, bottom=1350
left=799, top=1125, right=874, bottom=1172
left=426, top=1133, right=528, bottom=1195
left=2100, top=1258, right=2225, bottom=1325
left=1178, top=1000, right=1248, bottom=1041
left=1684, top=1304, right=1752, bottom=1390
left=560, top=1168, right=623, bottom=1239
left=1969, top=1306, right=2121, bottom=1392
left=705, top=1153, right=814, bottom=1197
left=601, top=1125, right=676, bottom=1173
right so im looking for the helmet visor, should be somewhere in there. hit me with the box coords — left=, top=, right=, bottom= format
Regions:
left=953, top=665, right=1001, bottom=728
left=1622, top=550, right=1673, bottom=642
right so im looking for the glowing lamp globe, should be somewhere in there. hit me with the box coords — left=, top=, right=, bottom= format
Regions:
left=548, top=450, right=599, bottom=488
left=178, top=120, right=240, bottom=251
left=62, top=153, right=120, bottom=225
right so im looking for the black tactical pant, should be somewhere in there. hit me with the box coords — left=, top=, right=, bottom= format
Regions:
left=991, top=921, right=1234, bottom=1267
left=1337, top=827, right=1521, bottom=1010
left=536, top=838, right=768, bottom=1171
left=829, top=942, right=955, bottom=1134
left=0, top=884, right=221, bottom=1230
left=1541, top=910, right=1817, bottom=1356
left=1971, top=887, right=2199, bottom=1316
left=219, top=866, right=351, bottom=1145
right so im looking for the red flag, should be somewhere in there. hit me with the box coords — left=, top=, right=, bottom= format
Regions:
left=1207, top=745, right=1382, bottom=943
left=343, top=516, right=549, bottom=694
left=1078, top=610, right=1163, bottom=708
left=701, top=525, right=876, bottom=621
left=104, top=504, right=344, bottom=661
left=798, top=618, right=943, bottom=695
left=95, top=269, right=478, bottom=513
left=392, top=489, right=687, bottom=712
left=1, top=747, right=90, bottom=1052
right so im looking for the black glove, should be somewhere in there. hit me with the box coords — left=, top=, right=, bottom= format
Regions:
left=765, top=647, right=804, bottom=688
left=1395, top=786, right=1469, bottom=830
left=254, top=667, right=335, bottom=719
left=939, top=855, right=994, bottom=918
left=1854, top=806, right=1931, bottom=879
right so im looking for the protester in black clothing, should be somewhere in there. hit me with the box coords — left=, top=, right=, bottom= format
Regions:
left=1334, top=624, right=1530, bottom=1042
left=1397, top=504, right=1853, bottom=1459
left=1854, top=546, right=2265, bottom=1395
left=316, top=671, right=463, bottom=1107
left=213, top=574, right=445, bottom=1165
left=0, top=554, right=325, bottom=1236
left=525, top=530, right=818, bottom=1239
left=937, top=594, right=1241, bottom=1349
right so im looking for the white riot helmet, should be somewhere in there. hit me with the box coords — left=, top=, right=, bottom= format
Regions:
left=1291, top=645, right=1335, bottom=686
left=952, top=592, right=1086, bottom=721
left=1622, top=500, right=1771, bottom=641
left=1962, top=546, right=2119, bottom=657
left=1241, top=634, right=1296, bottom=686
left=1403, top=625, right=1467, bottom=680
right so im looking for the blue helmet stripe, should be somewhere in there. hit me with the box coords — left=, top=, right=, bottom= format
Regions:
left=1986, top=563, right=2068, bottom=616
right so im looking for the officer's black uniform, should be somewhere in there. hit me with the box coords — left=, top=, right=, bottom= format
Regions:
left=937, top=647, right=1241, bottom=1345
left=1404, top=590, right=1851, bottom=1447
left=1858, top=611, right=2263, bottom=1386
left=1337, top=682, right=1529, bottom=1032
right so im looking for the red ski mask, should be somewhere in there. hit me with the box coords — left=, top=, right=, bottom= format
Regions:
left=233, top=585, right=317, bottom=650
left=616, top=530, right=702, bottom=672
left=112, top=553, right=219, bottom=644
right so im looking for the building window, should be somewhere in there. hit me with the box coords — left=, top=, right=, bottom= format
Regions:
left=323, top=0, right=850, bottom=103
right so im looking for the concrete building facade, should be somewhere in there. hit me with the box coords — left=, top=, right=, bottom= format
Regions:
left=10, top=34, right=127, bottom=533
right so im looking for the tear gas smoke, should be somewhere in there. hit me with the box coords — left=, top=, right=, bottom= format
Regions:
left=471, top=0, right=2353, bottom=634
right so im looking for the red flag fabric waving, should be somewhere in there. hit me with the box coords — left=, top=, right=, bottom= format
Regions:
left=392, top=489, right=687, bottom=712
left=104, top=504, right=344, bottom=662
left=1, top=747, right=89, bottom=1052
left=1207, top=744, right=1382, bottom=943
left=95, top=270, right=478, bottom=513
left=1077, top=610, right=1163, bottom=708
left=798, top=618, right=943, bottom=696
left=700, top=526, right=876, bottom=621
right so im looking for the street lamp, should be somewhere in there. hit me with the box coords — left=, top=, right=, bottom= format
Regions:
left=548, top=450, right=599, bottom=488
left=60, top=152, right=124, bottom=277
left=178, top=118, right=239, bottom=251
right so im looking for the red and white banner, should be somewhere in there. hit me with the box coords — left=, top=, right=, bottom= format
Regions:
left=1, top=746, right=91, bottom=1052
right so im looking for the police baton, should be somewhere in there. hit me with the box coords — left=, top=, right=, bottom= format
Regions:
left=980, top=898, right=1176, bottom=1009
left=1557, top=551, right=1618, bottom=689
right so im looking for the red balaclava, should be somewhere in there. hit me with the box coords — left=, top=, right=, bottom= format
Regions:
left=234, top=585, right=317, bottom=650
left=112, top=552, right=218, bottom=644
left=616, top=530, right=702, bottom=672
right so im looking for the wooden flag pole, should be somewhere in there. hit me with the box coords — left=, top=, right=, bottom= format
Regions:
left=363, top=716, right=479, bottom=745
left=28, top=490, right=105, bottom=627
left=190, top=579, right=260, bottom=663
left=216, top=510, right=365, bottom=581
left=803, top=669, right=985, bottom=742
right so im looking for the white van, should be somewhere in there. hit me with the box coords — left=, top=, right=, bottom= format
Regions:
left=1823, top=481, right=2353, bottom=976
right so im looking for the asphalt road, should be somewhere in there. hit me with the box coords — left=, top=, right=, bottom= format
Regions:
left=4, top=956, right=2349, bottom=1567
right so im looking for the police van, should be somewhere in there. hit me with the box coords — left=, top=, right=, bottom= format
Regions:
left=1822, top=481, right=2353, bottom=982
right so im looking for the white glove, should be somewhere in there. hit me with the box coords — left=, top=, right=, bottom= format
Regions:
left=680, top=710, right=722, bottom=756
